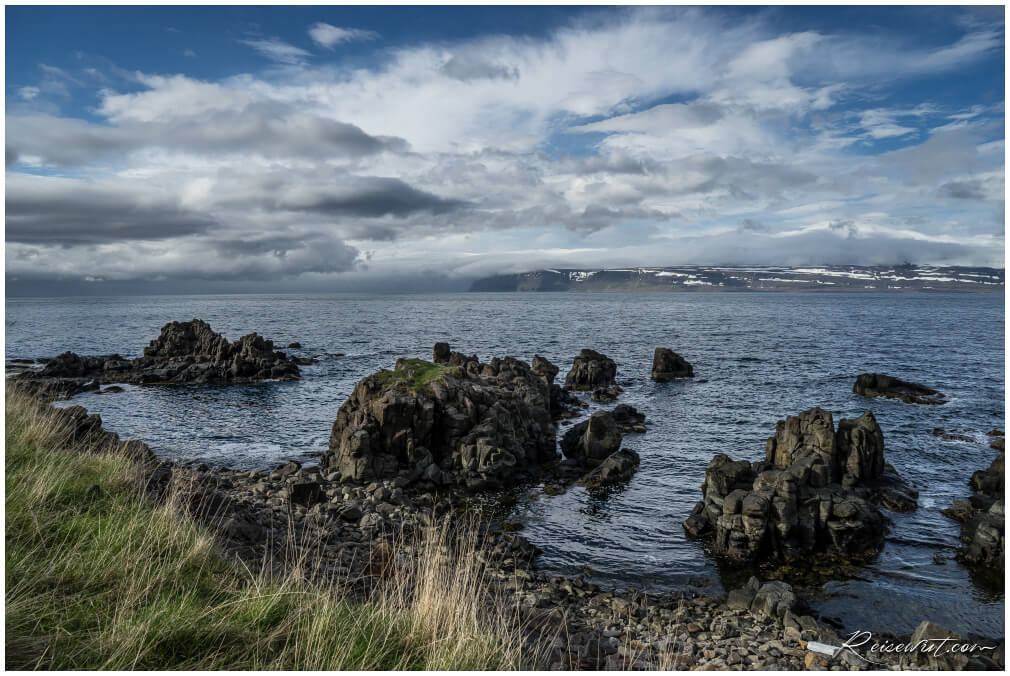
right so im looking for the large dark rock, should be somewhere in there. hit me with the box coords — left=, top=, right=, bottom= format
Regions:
left=578, top=449, right=641, bottom=487
left=321, top=345, right=557, bottom=490
left=683, top=407, right=916, bottom=565
left=17, top=319, right=300, bottom=398
left=564, top=349, right=617, bottom=391
left=853, top=373, right=946, bottom=405
left=651, top=348, right=694, bottom=381
left=560, top=411, right=623, bottom=467
left=944, top=452, right=1004, bottom=574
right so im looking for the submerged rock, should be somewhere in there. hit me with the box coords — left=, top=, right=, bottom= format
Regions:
left=16, top=319, right=300, bottom=398
left=651, top=347, right=694, bottom=381
left=930, top=428, right=975, bottom=442
left=683, top=407, right=917, bottom=565
left=590, top=386, right=621, bottom=403
left=852, top=373, right=946, bottom=405
left=610, top=404, right=647, bottom=433
left=564, top=349, right=617, bottom=391
left=322, top=344, right=557, bottom=490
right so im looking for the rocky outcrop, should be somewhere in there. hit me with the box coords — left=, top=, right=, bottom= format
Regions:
left=853, top=373, right=946, bottom=405
left=528, top=355, right=581, bottom=420
left=564, top=349, right=617, bottom=391
left=651, top=348, right=694, bottom=381
left=943, top=452, right=1004, bottom=575
left=683, top=407, right=917, bottom=564
left=15, top=319, right=300, bottom=398
left=322, top=346, right=558, bottom=490
left=560, top=411, right=623, bottom=467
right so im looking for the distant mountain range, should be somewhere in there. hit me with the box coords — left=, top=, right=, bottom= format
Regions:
left=469, top=265, right=1005, bottom=293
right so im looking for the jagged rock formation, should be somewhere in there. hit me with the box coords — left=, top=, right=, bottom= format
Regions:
left=651, top=348, right=694, bottom=381
left=527, top=354, right=581, bottom=419
left=943, top=452, right=1004, bottom=575
left=322, top=345, right=558, bottom=490
left=560, top=411, right=622, bottom=466
left=853, top=373, right=946, bottom=405
left=14, top=319, right=300, bottom=398
left=683, top=407, right=917, bottom=564
left=564, top=349, right=617, bottom=391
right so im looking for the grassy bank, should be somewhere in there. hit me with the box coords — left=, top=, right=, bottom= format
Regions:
left=5, top=388, right=533, bottom=669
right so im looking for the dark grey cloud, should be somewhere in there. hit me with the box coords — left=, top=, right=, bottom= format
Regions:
left=211, top=235, right=311, bottom=257
left=441, top=55, right=519, bottom=82
left=6, top=177, right=216, bottom=245
left=5, top=147, right=17, bottom=167
left=6, top=106, right=409, bottom=166
left=939, top=179, right=986, bottom=200
left=200, top=235, right=358, bottom=279
left=278, top=177, right=468, bottom=218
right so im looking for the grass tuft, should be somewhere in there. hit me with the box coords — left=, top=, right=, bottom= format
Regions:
left=376, top=358, right=462, bottom=395
left=5, top=386, right=535, bottom=670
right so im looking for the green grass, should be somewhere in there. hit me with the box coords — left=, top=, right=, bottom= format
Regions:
left=5, top=388, right=534, bottom=670
left=376, top=358, right=462, bottom=395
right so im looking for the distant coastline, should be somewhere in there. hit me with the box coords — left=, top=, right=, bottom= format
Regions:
left=469, top=265, right=1005, bottom=293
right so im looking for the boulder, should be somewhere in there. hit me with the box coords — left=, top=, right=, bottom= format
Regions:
left=749, top=581, right=798, bottom=620
left=560, top=411, right=623, bottom=467
left=17, top=319, right=300, bottom=397
left=531, top=355, right=559, bottom=385
left=900, top=622, right=972, bottom=670
left=852, top=373, right=946, bottom=405
left=321, top=345, right=557, bottom=490
left=945, top=453, right=1005, bottom=574
left=564, top=349, right=617, bottom=391
left=651, top=348, right=694, bottom=381
left=726, top=577, right=760, bottom=610
left=578, top=449, right=640, bottom=487
left=683, top=407, right=915, bottom=565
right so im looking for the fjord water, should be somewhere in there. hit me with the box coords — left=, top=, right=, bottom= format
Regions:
left=6, top=292, right=1004, bottom=636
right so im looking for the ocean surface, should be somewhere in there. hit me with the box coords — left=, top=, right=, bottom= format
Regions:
left=5, top=292, right=1004, bottom=637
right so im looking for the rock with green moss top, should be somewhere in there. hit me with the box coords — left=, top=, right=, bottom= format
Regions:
left=323, top=344, right=558, bottom=489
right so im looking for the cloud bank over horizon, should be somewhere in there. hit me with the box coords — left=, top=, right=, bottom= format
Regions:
left=5, top=6, right=1005, bottom=293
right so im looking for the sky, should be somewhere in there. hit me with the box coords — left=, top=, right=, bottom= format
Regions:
left=5, top=5, right=1006, bottom=294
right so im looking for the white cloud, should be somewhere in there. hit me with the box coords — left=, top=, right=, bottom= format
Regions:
left=5, top=7, right=1004, bottom=288
left=17, top=86, right=40, bottom=100
left=239, top=37, right=311, bottom=65
left=308, top=22, right=379, bottom=49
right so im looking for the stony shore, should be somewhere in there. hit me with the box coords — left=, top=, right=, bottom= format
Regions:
left=8, top=321, right=1004, bottom=670
left=16, top=388, right=1003, bottom=671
